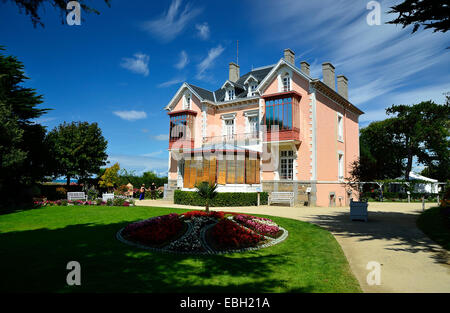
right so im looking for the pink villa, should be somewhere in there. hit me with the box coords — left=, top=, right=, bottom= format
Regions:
left=164, top=49, right=363, bottom=207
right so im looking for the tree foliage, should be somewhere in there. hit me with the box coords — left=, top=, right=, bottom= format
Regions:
left=0, top=47, right=50, bottom=207
left=388, top=0, right=450, bottom=33
left=99, top=162, right=120, bottom=191
left=5, top=0, right=111, bottom=27
left=355, top=99, right=450, bottom=182
left=46, top=121, right=108, bottom=186
left=195, top=182, right=218, bottom=213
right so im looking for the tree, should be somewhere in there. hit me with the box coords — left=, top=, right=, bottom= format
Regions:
left=388, top=0, right=450, bottom=33
left=5, top=0, right=111, bottom=27
left=195, top=182, right=218, bottom=213
left=0, top=47, right=50, bottom=206
left=99, top=163, right=120, bottom=192
left=357, top=118, right=406, bottom=180
left=386, top=101, right=450, bottom=181
left=46, top=121, right=108, bottom=186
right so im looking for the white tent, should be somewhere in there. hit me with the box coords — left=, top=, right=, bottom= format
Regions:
left=395, top=171, right=439, bottom=194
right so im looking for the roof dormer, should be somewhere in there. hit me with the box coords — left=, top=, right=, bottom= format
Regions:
left=244, top=75, right=259, bottom=97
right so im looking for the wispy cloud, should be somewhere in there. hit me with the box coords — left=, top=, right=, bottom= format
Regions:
left=141, top=150, right=165, bottom=157
left=253, top=0, right=450, bottom=123
left=120, top=53, right=149, bottom=76
left=196, top=45, right=225, bottom=79
left=158, top=77, right=185, bottom=88
left=141, top=0, right=202, bottom=42
left=195, top=22, right=210, bottom=40
left=150, top=134, right=169, bottom=141
left=175, top=50, right=189, bottom=69
left=113, top=110, right=147, bottom=121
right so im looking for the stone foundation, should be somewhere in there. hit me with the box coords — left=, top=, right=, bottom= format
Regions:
left=262, top=180, right=317, bottom=206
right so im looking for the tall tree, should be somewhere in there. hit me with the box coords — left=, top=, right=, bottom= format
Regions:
left=46, top=121, right=108, bottom=186
left=99, top=163, right=120, bottom=192
left=386, top=100, right=450, bottom=181
left=0, top=47, right=50, bottom=206
left=388, top=0, right=450, bottom=33
left=4, top=0, right=111, bottom=27
left=357, top=118, right=406, bottom=180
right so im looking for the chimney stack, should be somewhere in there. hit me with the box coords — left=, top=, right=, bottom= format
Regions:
left=229, top=62, right=240, bottom=83
left=284, top=49, right=295, bottom=65
left=300, top=61, right=310, bottom=76
left=322, top=62, right=335, bottom=90
left=337, top=75, right=348, bottom=100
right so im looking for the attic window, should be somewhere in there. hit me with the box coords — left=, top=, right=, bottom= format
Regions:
left=250, top=84, right=257, bottom=96
left=227, top=89, right=235, bottom=101
left=282, top=73, right=290, bottom=92
left=183, top=93, right=191, bottom=109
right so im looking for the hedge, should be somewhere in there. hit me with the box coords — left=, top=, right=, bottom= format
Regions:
left=174, top=190, right=268, bottom=207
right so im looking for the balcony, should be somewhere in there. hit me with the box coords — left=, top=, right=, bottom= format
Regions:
left=202, top=132, right=260, bottom=146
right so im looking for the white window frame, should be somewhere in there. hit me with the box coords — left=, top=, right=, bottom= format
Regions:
left=226, top=88, right=235, bottom=101
left=338, top=152, right=344, bottom=181
left=183, top=92, right=191, bottom=110
left=282, top=73, right=290, bottom=92
left=280, top=150, right=294, bottom=180
left=337, top=112, right=344, bottom=142
left=221, top=113, right=236, bottom=140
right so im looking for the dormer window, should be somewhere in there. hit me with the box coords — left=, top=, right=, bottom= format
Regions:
left=183, top=92, right=191, bottom=109
left=250, top=84, right=257, bottom=96
left=282, top=73, right=290, bottom=91
left=227, top=88, right=235, bottom=101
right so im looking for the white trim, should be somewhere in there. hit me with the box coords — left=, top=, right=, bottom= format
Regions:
left=220, top=113, right=236, bottom=120
left=337, top=112, right=344, bottom=142
left=243, top=75, right=259, bottom=85
left=309, top=88, right=317, bottom=180
left=165, top=83, right=204, bottom=111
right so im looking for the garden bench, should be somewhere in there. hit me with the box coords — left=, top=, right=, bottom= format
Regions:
left=102, top=193, right=114, bottom=202
left=67, top=192, right=87, bottom=201
left=268, top=192, right=294, bottom=207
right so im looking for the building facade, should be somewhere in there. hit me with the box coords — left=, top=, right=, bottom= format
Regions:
left=164, top=49, right=363, bottom=206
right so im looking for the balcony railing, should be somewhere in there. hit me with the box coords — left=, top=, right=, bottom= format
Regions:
left=202, top=132, right=260, bottom=146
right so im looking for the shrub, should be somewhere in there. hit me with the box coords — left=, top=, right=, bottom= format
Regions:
left=174, top=190, right=268, bottom=207
left=87, top=188, right=98, bottom=200
left=55, top=187, right=67, bottom=199
left=113, top=197, right=125, bottom=206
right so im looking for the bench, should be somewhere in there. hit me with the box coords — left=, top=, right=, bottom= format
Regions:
left=67, top=192, right=87, bottom=201
left=268, top=192, right=294, bottom=207
left=102, top=193, right=115, bottom=202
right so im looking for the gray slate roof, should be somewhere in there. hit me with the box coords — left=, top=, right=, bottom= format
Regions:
left=188, top=65, right=274, bottom=104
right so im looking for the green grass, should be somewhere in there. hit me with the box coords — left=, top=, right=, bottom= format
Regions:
left=417, top=206, right=450, bottom=250
left=0, top=205, right=361, bottom=293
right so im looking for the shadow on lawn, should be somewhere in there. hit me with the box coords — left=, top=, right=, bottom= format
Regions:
left=0, top=221, right=312, bottom=293
left=305, top=210, right=449, bottom=266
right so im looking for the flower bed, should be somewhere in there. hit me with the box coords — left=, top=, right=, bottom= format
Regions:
left=117, top=210, right=288, bottom=254
left=33, top=198, right=135, bottom=207
left=122, top=214, right=184, bottom=247
left=233, top=214, right=282, bottom=238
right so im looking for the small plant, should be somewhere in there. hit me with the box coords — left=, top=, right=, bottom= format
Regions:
left=87, top=187, right=98, bottom=200
left=194, top=181, right=218, bottom=213
left=60, top=199, right=68, bottom=206
left=96, top=198, right=103, bottom=206
left=113, top=197, right=125, bottom=206
left=106, top=198, right=114, bottom=206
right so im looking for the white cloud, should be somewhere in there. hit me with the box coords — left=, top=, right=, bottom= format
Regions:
left=253, top=0, right=450, bottom=123
left=175, top=50, right=189, bottom=69
left=141, top=150, right=165, bottom=157
left=196, top=45, right=225, bottom=79
left=120, top=53, right=149, bottom=76
left=141, top=0, right=202, bottom=42
left=107, top=154, right=168, bottom=175
left=158, top=77, right=185, bottom=88
left=150, top=134, right=169, bottom=141
left=195, top=22, right=210, bottom=40
left=113, top=110, right=147, bottom=121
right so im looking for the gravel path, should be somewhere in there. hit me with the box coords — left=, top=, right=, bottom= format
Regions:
left=136, top=199, right=450, bottom=293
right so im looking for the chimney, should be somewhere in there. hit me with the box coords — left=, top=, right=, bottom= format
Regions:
left=337, top=75, right=348, bottom=100
left=229, top=62, right=240, bottom=83
left=322, top=62, right=335, bottom=90
left=284, top=49, right=295, bottom=65
left=300, top=61, right=310, bottom=76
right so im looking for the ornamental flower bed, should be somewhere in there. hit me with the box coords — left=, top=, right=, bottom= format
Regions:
left=233, top=214, right=281, bottom=238
left=209, top=218, right=265, bottom=250
left=117, top=210, right=288, bottom=254
left=33, top=199, right=135, bottom=207
left=122, top=214, right=184, bottom=246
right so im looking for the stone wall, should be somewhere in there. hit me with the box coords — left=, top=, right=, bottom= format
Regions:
left=262, top=180, right=316, bottom=206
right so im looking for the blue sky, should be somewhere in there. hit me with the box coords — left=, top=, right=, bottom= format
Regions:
left=1, top=0, right=449, bottom=175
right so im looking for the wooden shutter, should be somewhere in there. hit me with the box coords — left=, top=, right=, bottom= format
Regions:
left=255, top=158, right=260, bottom=183
left=236, top=158, right=245, bottom=184
left=184, top=159, right=191, bottom=188
left=208, top=157, right=216, bottom=184
left=245, top=156, right=255, bottom=184
left=217, top=159, right=226, bottom=185
left=227, top=158, right=236, bottom=184
left=189, top=160, right=197, bottom=188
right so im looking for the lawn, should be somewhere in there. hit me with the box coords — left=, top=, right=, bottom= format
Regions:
left=417, top=206, right=450, bottom=251
left=0, top=205, right=361, bottom=293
